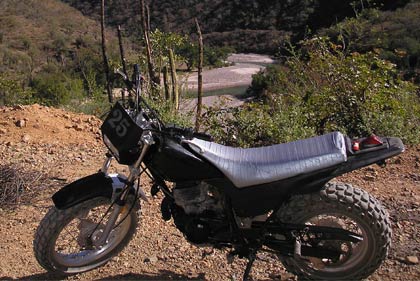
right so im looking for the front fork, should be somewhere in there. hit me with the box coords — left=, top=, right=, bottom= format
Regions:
left=96, top=131, right=154, bottom=246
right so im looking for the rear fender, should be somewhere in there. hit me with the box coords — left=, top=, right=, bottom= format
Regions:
left=52, top=172, right=127, bottom=210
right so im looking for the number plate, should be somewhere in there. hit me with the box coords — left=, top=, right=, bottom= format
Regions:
left=101, top=102, right=143, bottom=164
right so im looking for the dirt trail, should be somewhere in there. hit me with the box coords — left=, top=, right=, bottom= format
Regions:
left=0, top=105, right=419, bottom=280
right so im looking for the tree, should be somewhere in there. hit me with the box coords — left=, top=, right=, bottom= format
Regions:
left=195, top=18, right=204, bottom=132
left=100, top=0, right=113, bottom=103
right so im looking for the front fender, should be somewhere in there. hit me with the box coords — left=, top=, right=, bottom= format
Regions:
left=52, top=172, right=126, bottom=210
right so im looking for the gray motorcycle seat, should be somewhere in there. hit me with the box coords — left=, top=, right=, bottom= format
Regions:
left=185, top=132, right=347, bottom=188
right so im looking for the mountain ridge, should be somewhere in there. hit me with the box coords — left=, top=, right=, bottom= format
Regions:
left=60, top=0, right=410, bottom=53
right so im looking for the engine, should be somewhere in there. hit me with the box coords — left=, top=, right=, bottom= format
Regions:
left=169, top=182, right=227, bottom=244
left=173, top=182, right=223, bottom=214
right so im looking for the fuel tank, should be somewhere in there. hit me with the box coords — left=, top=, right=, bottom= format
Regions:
left=145, top=137, right=224, bottom=182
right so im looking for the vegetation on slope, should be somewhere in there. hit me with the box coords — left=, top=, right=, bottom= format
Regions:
left=61, top=0, right=409, bottom=53
left=0, top=0, right=232, bottom=113
left=0, top=0, right=121, bottom=109
left=205, top=38, right=420, bottom=146
left=321, top=1, right=420, bottom=83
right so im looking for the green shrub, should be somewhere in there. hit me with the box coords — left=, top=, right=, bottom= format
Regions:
left=321, top=4, right=420, bottom=82
left=203, top=102, right=315, bottom=147
left=0, top=73, right=33, bottom=106
left=218, top=37, right=420, bottom=146
left=31, top=72, right=84, bottom=106
left=62, top=89, right=110, bottom=117
left=144, top=96, right=193, bottom=128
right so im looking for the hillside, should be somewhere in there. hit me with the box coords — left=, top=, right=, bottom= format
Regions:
left=0, top=105, right=419, bottom=280
left=0, top=0, right=109, bottom=77
left=61, top=0, right=410, bottom=53
left=0, top=0, right=131, bottom=108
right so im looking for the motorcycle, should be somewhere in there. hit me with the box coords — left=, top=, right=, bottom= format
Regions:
left=33, top=65, right=404, bottom=280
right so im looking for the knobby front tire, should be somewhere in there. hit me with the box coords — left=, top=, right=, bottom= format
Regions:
left=34, top=196, right=139, bottom=275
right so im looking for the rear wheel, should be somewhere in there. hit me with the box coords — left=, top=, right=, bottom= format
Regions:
left=34, top=196, right=139, bottom=275
left=276, top=182, right=391, bottom=280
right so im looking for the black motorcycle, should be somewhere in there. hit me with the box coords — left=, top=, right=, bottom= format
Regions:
left=34, top=65, right=404, bottom=280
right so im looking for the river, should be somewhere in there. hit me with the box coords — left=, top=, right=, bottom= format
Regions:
left=181, top=53, right=274, bottom=110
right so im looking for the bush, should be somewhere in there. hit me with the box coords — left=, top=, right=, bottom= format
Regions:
left=63, top=91, right=111, bottom=117
left=31, top=72, right=84, bottom=106
left=265, top=38, right=418, bottom=142
left=209, top=37, right=420, bottom=147
left=203, top=102, right=315, bottom=147
left=0, top=73, right=34, bottom=106
left=321, top=4, right=420, bottom=82
left=144, top=96, right=193, bottom=128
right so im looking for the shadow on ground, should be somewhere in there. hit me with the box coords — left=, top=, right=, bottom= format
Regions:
left=0, top=270, right=206, bottom=280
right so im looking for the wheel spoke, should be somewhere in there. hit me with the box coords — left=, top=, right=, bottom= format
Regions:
left=62, top=222, right=80, bottom=248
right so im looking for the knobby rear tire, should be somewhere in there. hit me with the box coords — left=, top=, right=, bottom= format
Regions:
left=276, top=182, right=392, bottom=280
left=33, top=196, right=139, bottom=275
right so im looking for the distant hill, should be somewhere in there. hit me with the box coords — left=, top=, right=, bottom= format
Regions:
left=61, top=0, right=410, bottom=53
left=0, top=0, right=129, bottom=107
left=0, top=0, right=117, bottom=79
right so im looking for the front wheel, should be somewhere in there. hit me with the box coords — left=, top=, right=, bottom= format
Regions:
left=276, top=182, right=392, bottom=280
left=34, top=196, right=139, bottom=275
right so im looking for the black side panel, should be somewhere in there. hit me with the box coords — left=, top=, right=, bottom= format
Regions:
left=52, top=173, right=113, bottom=210
left=207, top=167, right=337, bottom=217
left=208, top=136, right=404, bottom=217
left=145, top=138, right=224, bottom=182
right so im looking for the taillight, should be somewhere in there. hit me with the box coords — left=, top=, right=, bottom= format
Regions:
left=361, top=135, right=383, bottom=148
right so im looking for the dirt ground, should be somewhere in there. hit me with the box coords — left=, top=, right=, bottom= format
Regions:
left=0, top=104, right=419, bottom=280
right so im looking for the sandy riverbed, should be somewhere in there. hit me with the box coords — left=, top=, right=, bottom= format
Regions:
left=187, top=53, right=273, bottom=91
left=183, top=54, right=273, bottom=110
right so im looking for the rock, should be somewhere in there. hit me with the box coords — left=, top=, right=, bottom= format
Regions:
left=73, top=124, right=84, bottom=131
left=364, top=174, right=376, bottom=181
left=22, top=134, right=31, bottom=143
left=405, top=256, right=419, bottom=265
left=269, top=273, right=282, bottom=280
left=0, top=128, right=7, bottom=134
left=394, top=157, right=402, bottom=164
left=13, top=105, right=24, bottom=110
left=15, top=119, right=26, bottom=127
left=144, top=256, right=158, bottom=263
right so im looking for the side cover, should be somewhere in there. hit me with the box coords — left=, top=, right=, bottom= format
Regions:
left=52, top=173, right=113, bottom=210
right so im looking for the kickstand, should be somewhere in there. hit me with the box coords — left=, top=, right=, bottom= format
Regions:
left=242, top=252, right=256, bottom=281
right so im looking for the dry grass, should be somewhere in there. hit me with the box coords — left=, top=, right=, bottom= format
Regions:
left=0, top=164, right=47, bottom=208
